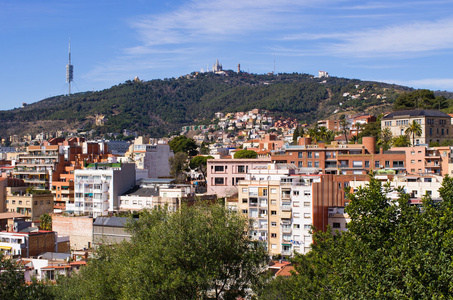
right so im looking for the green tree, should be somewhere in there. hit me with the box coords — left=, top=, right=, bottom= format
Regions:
left=189, top=155, right=214, bottom=180
left=378, top=127, right=393, bottom=150
left=339, top=114, right=348, bottom=143
left=234, top=149, right=258, bottom=159
left=405, top=120, right=423, bottom=146
left=53, top=203, right=268, bottom=300
left=265, top=175, right=453, bottom=299
left=292, top=126, right=299, bottom=145
left=168, top=152, right=188, bottom=181
left=39, top=213, right=52, bottom=231
left=0, top=253, right=53, bottom=299
left=169, top=136, right=198, bottom=157
left=392, top=134, right=411, bottom=147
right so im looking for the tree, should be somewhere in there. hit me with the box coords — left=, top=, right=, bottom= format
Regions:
left=392, top=134, right=411, bottom=147
left=234, top=149, right=258, bottom=159
left=39, top=213, right=52, bottom=231
left=0, top=253, right=53, bottom=299
left=378, top=127, right=393, bottom=150
left=339, top=114, right=348, bottom=143
left=189, top=155, right=214, bottom=180
left=405, top=120, right=423, bottom=146
left=265, top=175, right=453, bottom=299
left=292, top=126, right=299, bottom=145
left=168, top=152, right=188, bottom=181
left=168, top=136, right=198, bottom=157
left=53, top=203, right=268, bottom=300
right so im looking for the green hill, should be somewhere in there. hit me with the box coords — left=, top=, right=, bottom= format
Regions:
left=0, top=71, right=443, bottom=138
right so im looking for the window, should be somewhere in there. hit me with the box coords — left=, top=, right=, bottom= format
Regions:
left=375, top=161, right=380, bottom=168
left=214, top=178, right=224, bottom=185
left=242, top=198, right=248, bottom=203
left=304, top=191, right=311, bottom=196
left=304, top=202, right=310, bottom=207
left=304, top=224, right=311, bottom=230
left=307, top=162, right=312, bottom=167
left=304, top=213, right=311, bottom=218
left=271, top=244, right=277, bottom=249
left=365, top=161, right=370, bottom=168
left=294, top=224, right=300, bottom=229
left=293, top=190, right=299, bottom=196
left=426, top=191, right=432, bottom=196
left=214, top=166, right=224, bottom=172
left=307, top=152, right=312, bottom=158
left=271, top=233, right=277, bottom=238
left=298, top=161, right=303, bottom=168
left=271, top=210, right=277, bottom=215
left=242, top=188, right=247, bottom=193
left=293, top=201, right=299, bottom=207
left=271, top=200, right=277, bottom=205
left=314, top=161, right=319, bottom=168
left=298, top=152, right=303, bottom=158
left=237, top=165, right=245, bottom=173
left=333, top=222, right=341, bottom=228
left=262, top=189, right=268, bottom=196
left=385, top=161, right=390, bottom=168
left=352, top=161, right=362, bottom=167
left=271, top=222, right=277, bottom=227
left=242, top=209, right=248, bottom=214
left=411, top=160, right=415, bottom=164
left=271, top=188, right=276, bottom=194
left=314, top=152, right=319, bottom=158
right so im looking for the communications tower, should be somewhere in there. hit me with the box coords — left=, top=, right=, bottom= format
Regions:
left=66, top=40, right=74, bottom=95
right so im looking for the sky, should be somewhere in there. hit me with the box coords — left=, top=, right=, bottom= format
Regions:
left=2, top=0, right=453, bottom=110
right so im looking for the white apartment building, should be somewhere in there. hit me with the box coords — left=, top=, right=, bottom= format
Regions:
left=68, top=163, right=135, bottom=218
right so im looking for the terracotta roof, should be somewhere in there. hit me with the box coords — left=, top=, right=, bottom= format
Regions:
left=275, top=265, right=296, bottom=277
left=0, top=212, right=27, bottom=220
left=70, top=261, right=87, bottom=266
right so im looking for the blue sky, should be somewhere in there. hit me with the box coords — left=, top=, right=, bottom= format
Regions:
left=2, top=0, right=453, bottom=110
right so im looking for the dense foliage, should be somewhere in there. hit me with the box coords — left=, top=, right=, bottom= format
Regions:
left=259, top=175, right=453, bottom=299
left=393, top=89, right=449, bottom=110
left=53, top=203, right=268, bottom=299
left=0, top=72, right=418, bottom=138
left=234, top=149, right=258, bottom=159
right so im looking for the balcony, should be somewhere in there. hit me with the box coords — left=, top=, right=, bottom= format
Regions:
left=281, top=205, right=292, bottom=211
left=282, top=226, right=292, bottom=233
left=281, top=192, right=291, bottom=199
left=249, top=202, right=258, bottom=207
left=281, top=250, right=291, bottom=256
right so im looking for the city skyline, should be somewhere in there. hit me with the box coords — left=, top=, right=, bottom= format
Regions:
left=2, top=0, right=453, bottom=110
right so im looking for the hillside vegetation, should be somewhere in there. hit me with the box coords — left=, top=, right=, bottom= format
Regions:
left=0, top=71, right=447, bottom=138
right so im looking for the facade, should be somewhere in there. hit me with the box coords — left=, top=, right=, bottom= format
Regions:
left=317, top=119, right=340, bottom=131
left=391, top=146, right=451, bottom=175
left=68, top=163, right=136, bottom=217
left=132, top=143, right=173, bottom=180
left=207, top=158, right=272, bottom=197
left=5, top=187, right=53, bottom=221
left=381, top=110, right=453, bottom=145
left=52, top=215, right=93, bottom=250
left=0, top=229, right=56, bottom=257
left=93, top=217, right=131, bottom=245
left=271, top=137, right=406, bottom=175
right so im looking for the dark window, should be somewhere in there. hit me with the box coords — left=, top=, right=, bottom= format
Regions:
left=237, top=165, right=245, bottom=173
left=214, top=166, right=224, bottom=172
left=214, top=178, right=224, bottom=185
left=271, top=210, right=277, bottom=215
left=333, top=222, right=341, bottom=228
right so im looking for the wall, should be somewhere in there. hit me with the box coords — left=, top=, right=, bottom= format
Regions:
left=52, top=215, right=93, bottom=250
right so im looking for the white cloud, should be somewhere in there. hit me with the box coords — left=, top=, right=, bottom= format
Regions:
left=330, top=18, right=453, bottom=57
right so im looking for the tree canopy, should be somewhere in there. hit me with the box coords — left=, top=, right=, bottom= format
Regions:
left=259, top=175, right=453, bottom=299
left=234, top=149, right=258, bottom=159
left=189, top=155, right=214, bottom=180
left=53, top=203, right=268, bottom=300
left=393, top=89, right=448, bottom=110
left=169, top=135, right=198, bottom=157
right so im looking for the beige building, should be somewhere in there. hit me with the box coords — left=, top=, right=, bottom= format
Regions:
left=5, top=187, right=53, bottom=221
left=381, top=110, right=453, bottom=145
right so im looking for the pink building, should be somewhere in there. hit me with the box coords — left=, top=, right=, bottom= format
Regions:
left=207, top=158, right=271, bottom=197
left=391, top=146, right=450, bottom=175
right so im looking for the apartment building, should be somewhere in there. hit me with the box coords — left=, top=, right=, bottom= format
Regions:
left=5, top=187, right=53, bottom=221
left=207, top=158, right=271, bottom=197
left=391, top=146, right=451, bottom=175
left=68, top=162, right=136, bottom=217
left=130, top=143, right=173, bottom=180
left=271, top=137, right=406, bottom=175
left=381, top=109, right=453, bottom=145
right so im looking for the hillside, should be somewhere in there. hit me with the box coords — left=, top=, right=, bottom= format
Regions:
left=0, top=71, right=439, bottom=138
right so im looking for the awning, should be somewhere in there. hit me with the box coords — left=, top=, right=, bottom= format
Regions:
left=0, top=246, right=12, bottom=250
left=281, top=243, right=291, bottom=246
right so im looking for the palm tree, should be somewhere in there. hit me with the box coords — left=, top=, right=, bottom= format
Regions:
left=378, top=128, right=393, bottom=150
left=393, top=135, right=411, bottom=147
left=339, top=115, right=349, bottom=143
left=39, top=213, right=52, bottom=231
left=307, top=125, right=320, bottom=143
left=405, top=120, right=423, bottom=146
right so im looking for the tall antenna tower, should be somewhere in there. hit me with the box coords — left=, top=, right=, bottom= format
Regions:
left=66, top=39, right=74, bottom=95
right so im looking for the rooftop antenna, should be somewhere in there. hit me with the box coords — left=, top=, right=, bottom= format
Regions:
left=66, top=39, right=74, bottom=95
